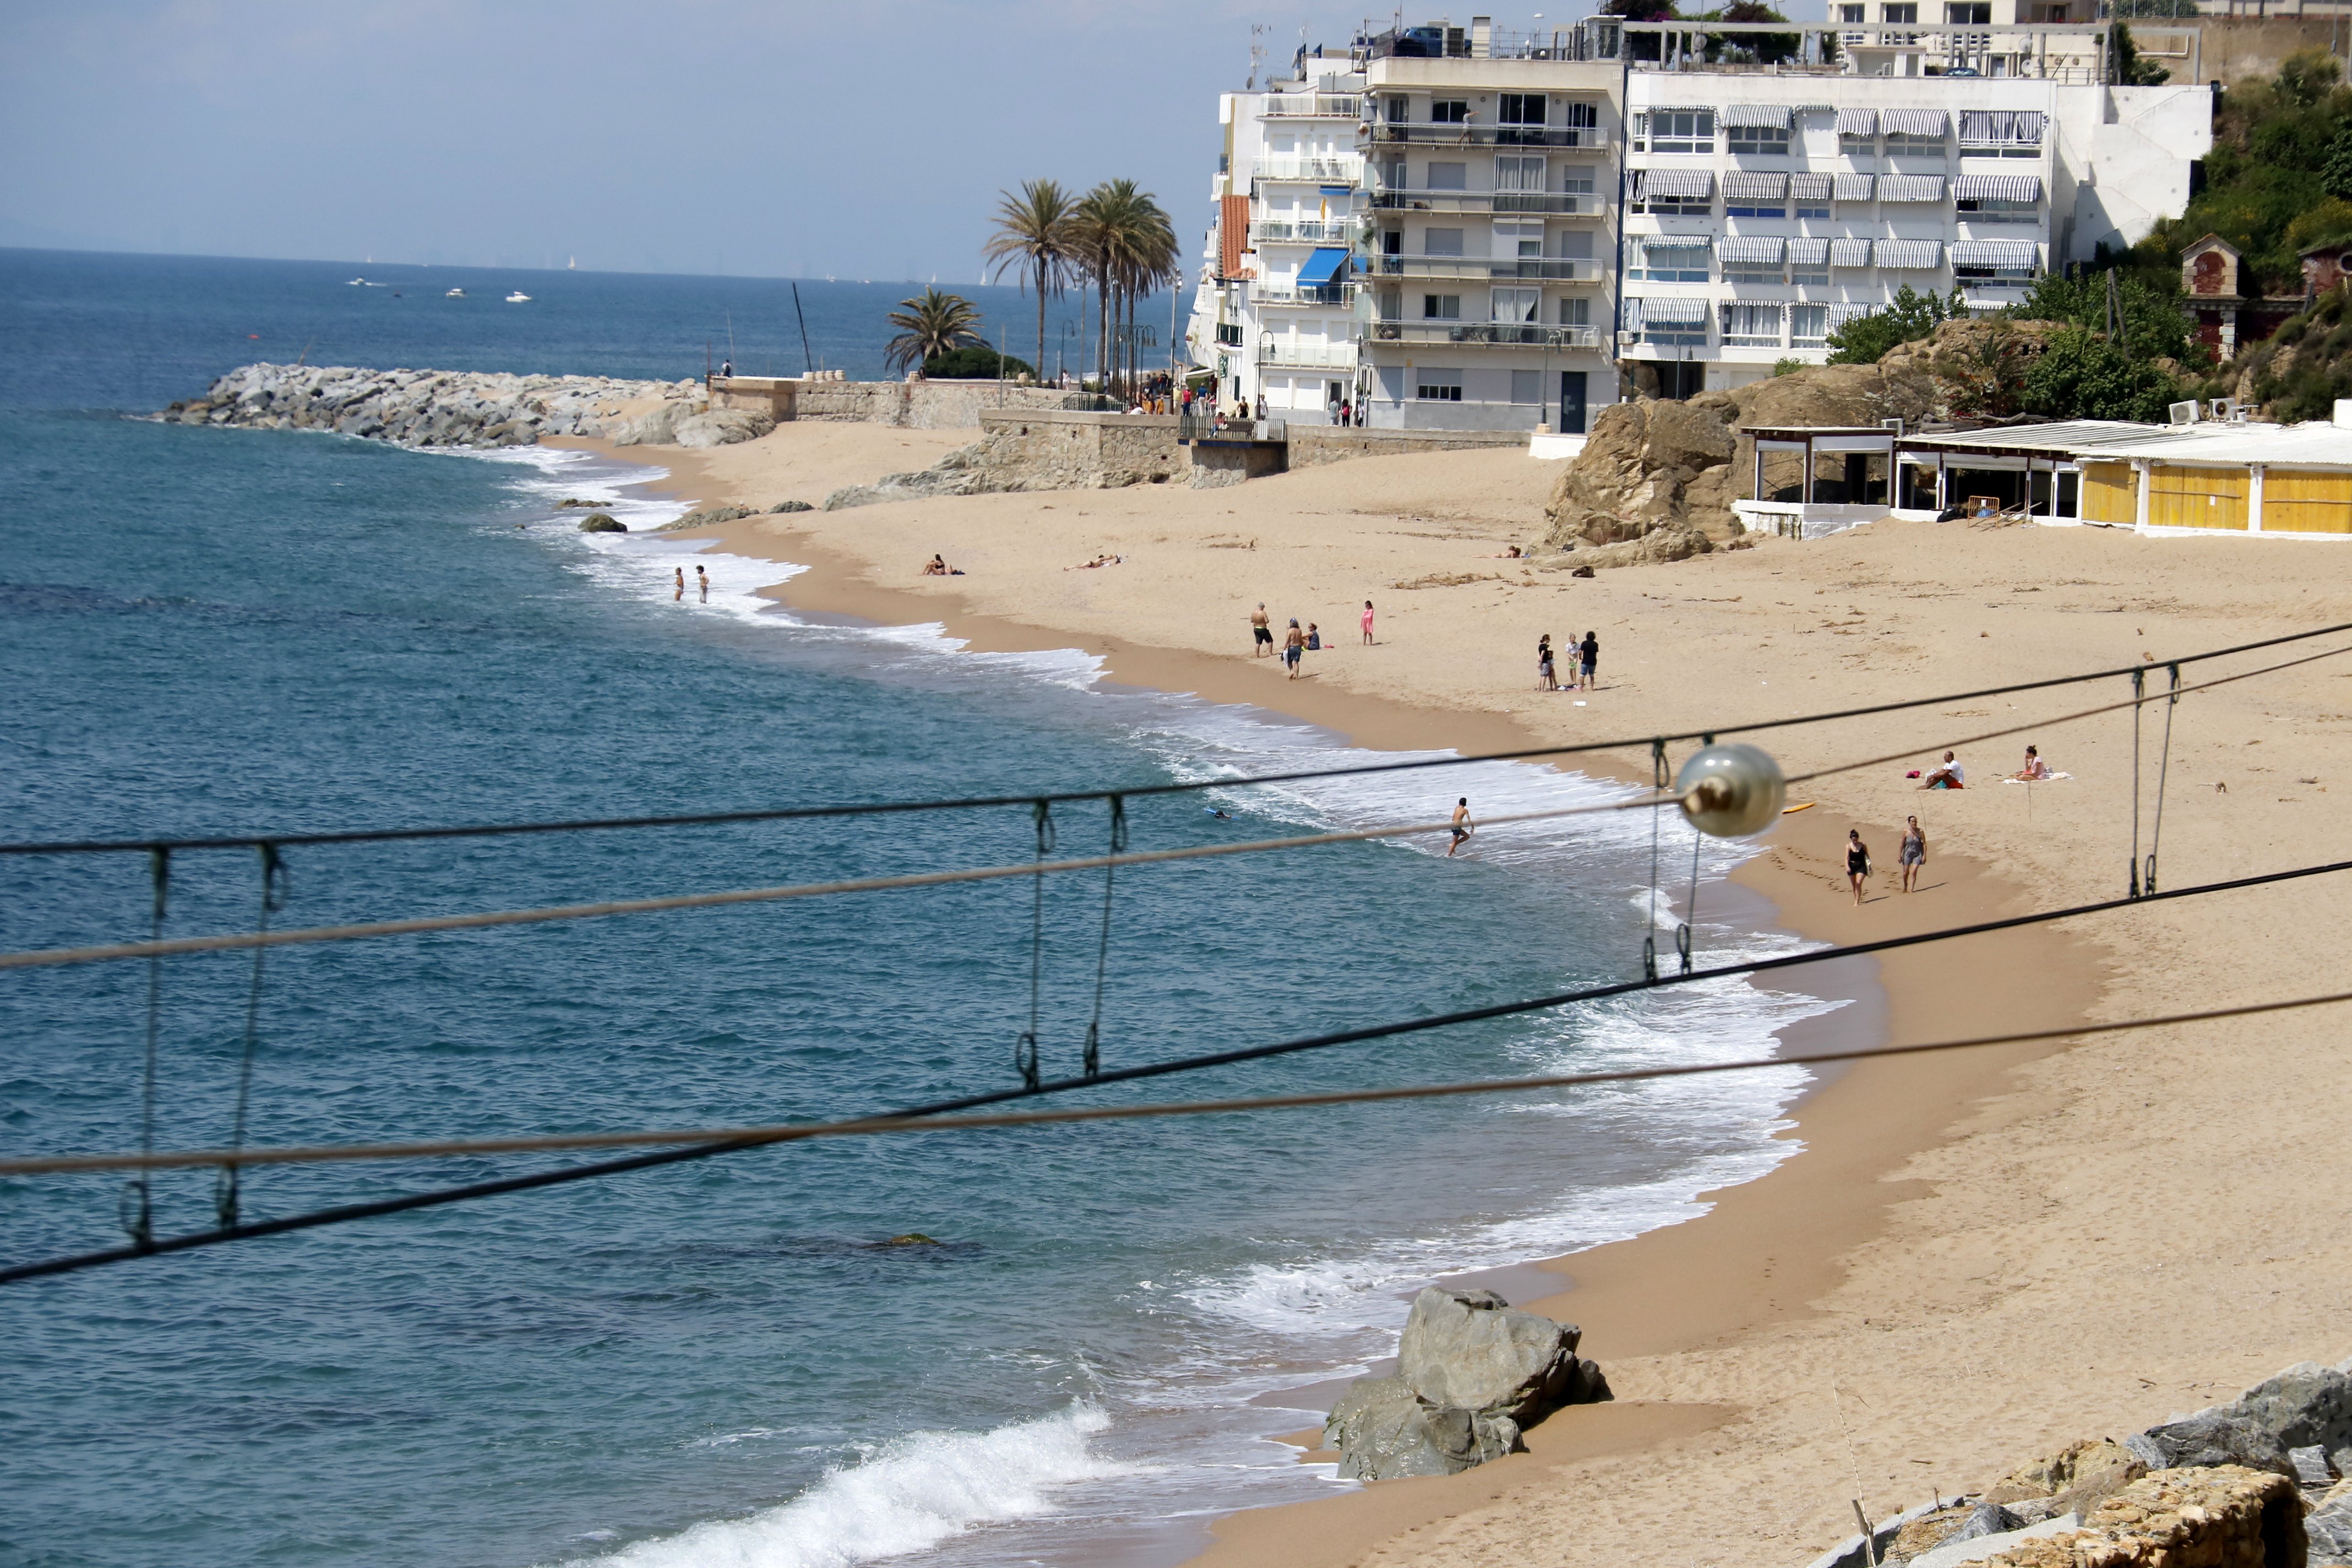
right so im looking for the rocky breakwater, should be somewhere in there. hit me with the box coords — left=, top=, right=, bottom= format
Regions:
left=160, top=363, right=776, bottom=450
left=1321, top=1287, right=1611, bottom=1480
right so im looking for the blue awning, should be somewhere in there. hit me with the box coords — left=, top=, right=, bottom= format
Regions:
left=1296, top=247, right=1351, bottom=286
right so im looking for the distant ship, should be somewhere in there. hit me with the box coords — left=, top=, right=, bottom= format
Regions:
left=347, top=276, right=367, bottom=285
left=445, top=287, right=466, bottom=298
left=505, top=291, right=531, bottom=303
left=567, top=255, right=576, bottom=270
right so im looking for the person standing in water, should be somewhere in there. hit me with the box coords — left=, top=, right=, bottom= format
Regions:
left=673, top=568, right=685, bottom=602
left=1448, top=797, right=1473, bottom=857
left=695, top=565, right=709, bottom=602
left=1846, top=828, right=1872, bottom=906
left=1898, top=815, right=1926, bottom=894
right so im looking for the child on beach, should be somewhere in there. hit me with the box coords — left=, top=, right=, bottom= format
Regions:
left=1361, top=601, right=1375, bottom=645
left=1537, top=635, right=1555, bottom=690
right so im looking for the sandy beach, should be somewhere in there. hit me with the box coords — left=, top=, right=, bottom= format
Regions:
left=560, top=421, right=2352, bottom=1566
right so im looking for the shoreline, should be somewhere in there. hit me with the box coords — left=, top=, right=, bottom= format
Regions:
left=547, top=433, right=2106, bottom=1564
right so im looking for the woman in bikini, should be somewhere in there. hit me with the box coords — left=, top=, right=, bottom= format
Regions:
left=1898, top=815, right=1926, bottom=894
left=1846, top=829, right=1872, bottom=906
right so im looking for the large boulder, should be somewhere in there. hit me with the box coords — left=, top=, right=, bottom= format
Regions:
left=1322, top=1289, right=1609, bottom=1482
left=671, top=407, right=775, bottom=448
left=1984, top=1437, right=2148, bottom=1512
left=1543, top=399, right=1736, bottom=549
left=2235, top=1361, right=2352, bottom=1457
left=2312, top=1477, right=2352, bottom=1567
left=2126, top=1410, right=2295, bottom=1478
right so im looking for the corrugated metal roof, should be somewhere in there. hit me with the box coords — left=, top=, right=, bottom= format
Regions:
left=2088, top=424, right=2352, bottom=466
left=1900, top=420, right=2209, bottom=455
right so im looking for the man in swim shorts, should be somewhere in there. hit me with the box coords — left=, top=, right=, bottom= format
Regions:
left=1449, top=797, right=1472, bottom=857
left=1284, top=618, right=1305, bottom=678
left=1251, top=603, right=1273, bottom=657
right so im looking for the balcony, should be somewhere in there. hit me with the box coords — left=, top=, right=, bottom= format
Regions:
left=1256, top=341, right=1359, bottom=368
left=1369, top=122, right=1610, bottom=150
left=1263, top=92, right=1363, bottom=118
left=1369, top=321, right=1605, bottom=350
left=1253, top=282, right=1362, bottom=308
left=1373, top=254, right=1600, bottom=282
left=1368, top=188, right=1602, bottom=216
left=1251, top=156, right=1364, bottom=185
left=1249, top=220, right=1357, bottom=246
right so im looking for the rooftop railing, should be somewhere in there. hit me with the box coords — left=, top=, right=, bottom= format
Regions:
left=1263, top=93, right=1363, bottom=118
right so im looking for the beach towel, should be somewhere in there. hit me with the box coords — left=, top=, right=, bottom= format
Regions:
left=2003, top=772, right=2073, bottom=783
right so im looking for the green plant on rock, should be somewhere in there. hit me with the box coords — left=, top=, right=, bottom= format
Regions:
left=921, top=345, right=1037, bottom=381
left=2021, top=328, right=2180, bottom=422
left=2014, top=270, right=2201, bottom=365
left=1825, top=285, right=1964, bottom=364
left=1771, top=357, right=1806, bottom=377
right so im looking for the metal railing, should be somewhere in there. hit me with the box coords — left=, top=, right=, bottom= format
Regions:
left=1250, top=220, right=1355, bottom=245
left=1262, top=94, right=1363, bottom=118
left=1373, top=255, right=1600, bottom=281
left=1368, top=123, right=1610, bottom=150
left=1251, top=156, right=1364, bottom=184
left=1179, top=413, right=1289, bottom=442
left=1256, top=342, right=1359, bottom=368
left=1368, top=322, right=1605, bottom=349
left=1368, top=189, right=1601, bottom=215
left=1251, top=283, right=1362, bottom=307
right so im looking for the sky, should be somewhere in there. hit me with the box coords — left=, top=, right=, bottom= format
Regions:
left=0, top=0, right=1540, bottom=281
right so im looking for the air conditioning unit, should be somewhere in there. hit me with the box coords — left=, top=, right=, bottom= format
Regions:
left=2209, top=397, right=2246, bottom=423
left=2167, top=399, right=2201, bottom=426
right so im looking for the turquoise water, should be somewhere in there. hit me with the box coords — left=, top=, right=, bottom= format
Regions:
left=0, top=251, right=1831, bottom=1568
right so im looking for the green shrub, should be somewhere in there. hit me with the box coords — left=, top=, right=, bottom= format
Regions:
left=1772, top=357, right=1806, bottom=377
left=922, top=345, right=1038, bottom=380
left=1825, top=285, right=1965, bottom=364
left=2020, top=328, right=2180, bottom=422
left=2015, top=270, right=2201, bottom=364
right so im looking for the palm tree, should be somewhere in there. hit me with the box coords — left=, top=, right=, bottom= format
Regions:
left=884, top=287, right=984, bottom=376
left=1071, top=181, right=1137, bottom=391
left=1071, top=181, right=1180, bottom=397
left=982, top=178, right=1078, bottom=383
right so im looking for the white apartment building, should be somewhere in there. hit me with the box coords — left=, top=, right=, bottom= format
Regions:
left=1186, top=15, right=2210, bottom=418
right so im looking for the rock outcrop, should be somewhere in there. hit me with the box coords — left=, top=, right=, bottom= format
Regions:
left=1322, top=1288, right=1609, bottom=1481
left=823, top=411, right=1183, bottom=509
left=160, top=363, right=741, bottom=450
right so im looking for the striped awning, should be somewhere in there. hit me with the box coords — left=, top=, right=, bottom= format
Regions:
left=1830, top=237, right=1874, bottom=267
left=1958, top=109, right=2046, bottom=144
left=1634, top=295, right=1711, bottom=325
left=1950, top=239, right=2039, bottom=268
left=1876, top=173, right=1947, bottom=202
left=1721, top=103, right=1794, bottom=128
left=1635, top=168, right=1714, bottom=200
left=1832, top=172, right=1875, bottom=202
left=1640, top=233, right=1713, bottom=251
left=1880, top=108, right=1948, bottom=137
left=1874, top=238, right=1944, bottom=269
left=1955, top=174, right=2043, bottom=202
left=1790, top=172, right=1834, bottom=202
left=1828, top=302, right=1878, bottom=326
left=1723, top=171, right=1789, bottom=201
left=1835, top=108, right=1877, bottom=136
left=1718, top=236, right=1786, bottom=263
left=1789, top=237, right=1831, bottom=265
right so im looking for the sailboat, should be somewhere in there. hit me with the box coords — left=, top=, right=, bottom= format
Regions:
left=445, top=287, right=466, bottom=298
left=567, top=255, right=576, bottom=270
left=505, top=290, right=532, bottom=303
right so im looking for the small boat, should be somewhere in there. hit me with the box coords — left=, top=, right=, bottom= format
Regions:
left=445, top=287, right=466, bottom=298
left=567, top=255, right=576, bottom=270
left=505, top=291, right=531, bottom=303
left=347, top=276, right=367, bottom=285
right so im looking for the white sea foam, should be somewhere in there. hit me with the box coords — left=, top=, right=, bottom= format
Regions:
left=567, top=1405, right=1123, bottom=1568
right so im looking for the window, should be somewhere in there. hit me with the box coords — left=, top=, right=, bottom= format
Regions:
left=1634, top=188, right=1711, bottom=217
left=1953, top=258, right=2037, bottom=281
left=1423, top=227, right=1464, bottom=256
left=1511, top=369, right=1543, bottom=404
left=1882, top=3, right=1917, bottom=19
left=1957, top=197, right=2038, bottom=224
left=1385, top=96, right=1409, bottom=123
left=1559, top=167, right=1597, bottom=213
left=1790, top=304, right=1830, bottom=347
left=1422, top=293, right=1462, bottom=319
left=1721, top=302, right=1784, bottom=348
left=1216, top=322, right=1243, bottom=346
left=1632, top=304, right=1707, bottom=346
left=1425, top=162, right=1467, bottom=190
left=1725, top=259, right=1783, bottom=285
left=1495, top=155, right=1547, bottom=192
left=1631, top=243, right=1708, bottom=282
left=1726, top=199, right=1785, bottom=218
left=1727, top=126, right=1791, bottom=156
left=1415, top=367, right=1464, bottom=401
left=1491, top=287, right=1540, bottom=323
left=1561, top=101, right=1599, bottom=130
left=1555, top=228, right=1594, bottom=263
left=1792, top=173, right=1832, bottom=221
left=1432, top=100, right=1469, bottom=123
left=1946, top=2, right=1990, bottom=20
left=1838, top=3, right=1864, bottom=17
left=1883, top=131, right=1943, bottom=156
left=1637, top=110, right=1713, bottom=153
left=1560, top=296, right=1592, bottom=326
left=1796, top=197, right=1830, bottom=219
left=1499, top=94, right=1545, bottom=126
left=1791, top=258, right=1828, bottom=285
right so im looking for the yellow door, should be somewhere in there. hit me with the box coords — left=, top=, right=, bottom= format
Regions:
left=2080, top=460, right=2136, bottom=524
left=2260, top=469, right=2352, bottom=534
left=2147, top=465, right=2248, bottom=530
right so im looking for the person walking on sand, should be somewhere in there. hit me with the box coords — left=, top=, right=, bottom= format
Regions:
left=1577, top=630, right=1599, bottom=691
left=673, top=567, right=685, bottom=602
left=1449, top=797, right=1473, bottom=857
left=1251, top=603, right=1274, bottom=658
left=695, top=564, right=709, bottom=602
left=1845, top=829, right=1872, bottom=906
left=1537, top=635, right=1556, bottom=691
left=1898, top=815, right=1926, bottom=894
left=1361, top=600, right=1375, bottom=646
left=1284, top=618, right=1305, bottom=678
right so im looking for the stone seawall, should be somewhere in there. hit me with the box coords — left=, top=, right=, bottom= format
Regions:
left=790, top=380, right=1095, bottom=429
left=1287, top=427, right=1529, bottom=469
left=820, top=409, right=1185, bottom=509
left=160, top=363, right=776, bottom=449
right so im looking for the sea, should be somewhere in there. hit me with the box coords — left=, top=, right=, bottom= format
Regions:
left=0, top=248, right=1849, bottom=1568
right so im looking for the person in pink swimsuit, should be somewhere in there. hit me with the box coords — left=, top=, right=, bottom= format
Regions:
left=1360, top=600, right=1375, bottom=645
